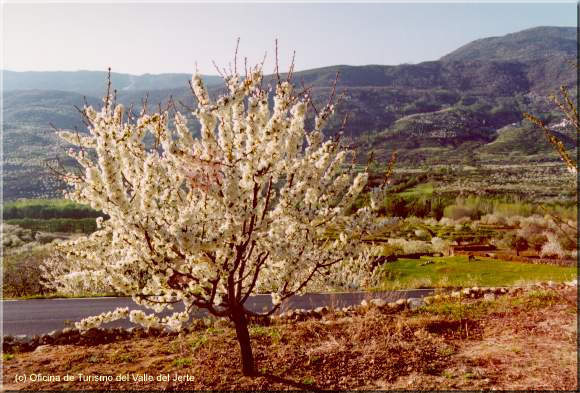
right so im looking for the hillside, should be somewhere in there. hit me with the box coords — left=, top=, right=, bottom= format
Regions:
left=441, top=26, right=576, bottom=63
left=2, top=26, right=577, bottom=200
left=441, top=26, right=577, bottom=93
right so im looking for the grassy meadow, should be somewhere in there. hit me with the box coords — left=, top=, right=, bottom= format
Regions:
left=375, top=256, right=577, bottom=291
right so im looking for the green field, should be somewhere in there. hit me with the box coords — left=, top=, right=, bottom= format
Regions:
left=398, top=183, right=434, bottom=199
left=376, top=256, right=577, bottom=290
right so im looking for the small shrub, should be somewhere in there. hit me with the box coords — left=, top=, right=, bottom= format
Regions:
left=172, top=358, right=193, bottom=368
left=1, top=224, right=35, bottom=248
left=414, top=229, right=429, bottom=240
left=444, top=205, right=476, bottom=220
left=381, top=244, right=405, bottom=257
left=540, top=233, right=566, bottom=259
left=111, top=352, right=134, bottom=363
left=439, top=217, right=455, bottom=227
left=480, top=213, right=506, bottom=226
left=431, top=237, right=451, bottom=254
left=189, top=335, right=208, bottom=352
left=528, top=233, right=548, bottom=252
left=3, top=353, right=14, bottom=361
left=510, top=236, right=529, bottom=256
left=3, top=244, right=54, bottom=297
left=387, top=238, right=433, bottom=254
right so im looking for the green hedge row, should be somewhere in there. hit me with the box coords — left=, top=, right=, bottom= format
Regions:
left=5, top=218, right=97, bottom=234
left=3, top=199, right=103, bottom=220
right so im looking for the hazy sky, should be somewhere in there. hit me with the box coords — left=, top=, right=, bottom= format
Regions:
left=2, top=2, right=577, bottom=75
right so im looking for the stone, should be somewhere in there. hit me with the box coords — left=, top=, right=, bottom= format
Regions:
left=34, top=345, right=52, bottom=353
left=314, top=306, right=329, bottom=315
left=360, top=299, right=369, bottom=308
left=451, top=291, right=461, bottom=298
left=370, top=298, right=387, bottom=308
left=387, top=302, right=397, bottom=309
left=407, top=298, right=425, bottom=310
left=395, top=299, right=406, bottom=306
left=81, top=328, right=101, bottom=338
left=148, top=327, right=162, bottom=336
left=29, top=335, right=41, bottom=347
left=483, top=293, right=496, bottom=301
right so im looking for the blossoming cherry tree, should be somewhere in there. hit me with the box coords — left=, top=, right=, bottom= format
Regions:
left=56, top=65, right=393, bottom=375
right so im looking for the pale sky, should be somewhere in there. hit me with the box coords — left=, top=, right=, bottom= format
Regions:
left=2, top=1, right=577, bottom=75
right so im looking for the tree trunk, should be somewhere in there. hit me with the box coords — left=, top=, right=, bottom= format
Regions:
left=231, top=309, right=256, bottom=376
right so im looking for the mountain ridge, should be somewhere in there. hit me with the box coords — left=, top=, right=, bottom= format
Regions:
left=2, top=26, right=577, bottom=200
left=2, top=70, right=223, bottom=97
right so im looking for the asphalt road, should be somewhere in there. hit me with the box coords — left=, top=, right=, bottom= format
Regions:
left=2, top=289, right=434, bottom=336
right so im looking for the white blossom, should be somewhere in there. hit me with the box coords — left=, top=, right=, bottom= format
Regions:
left=53, top=66, right=396, bottom=333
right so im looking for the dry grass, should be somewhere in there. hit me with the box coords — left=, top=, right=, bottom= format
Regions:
left=2, top=287, right=577, bottom=391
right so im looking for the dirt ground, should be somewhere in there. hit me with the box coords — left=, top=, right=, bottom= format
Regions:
left=2, top=286, right=577, bottom=391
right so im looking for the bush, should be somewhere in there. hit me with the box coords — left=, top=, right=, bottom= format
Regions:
left=510, top=236, right=529, bottom=256
left=1, top=224, right=35, bottom=248
left=497, top=232, right=515, bottom=250
left=540, top=233, right=566, bottom=259
left=431, top=237, right=451, bottom=254
left=438, top=217, right=455, bottom=227
left=517, top=216, right=549, bottom=238
left=381, top=244, right=405, bottom=257
left=528, top=233, right=548, bottom=252
left=3, top=244, right=54, bottom=297
left=414, top=229, right=429, bottom=240
left=387, top=238, right=432, bottom=254
left=480, top=213, right=506, bottom=226
left=444, top=205, right=476, bottom=220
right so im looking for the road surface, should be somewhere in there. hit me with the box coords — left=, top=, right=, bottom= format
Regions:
left=2, top=289, right=434, bottom=336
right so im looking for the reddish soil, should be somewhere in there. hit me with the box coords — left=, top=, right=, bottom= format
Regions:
left=2, top=287, right=577, bottom=391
